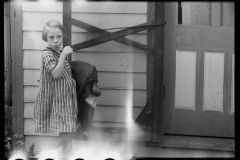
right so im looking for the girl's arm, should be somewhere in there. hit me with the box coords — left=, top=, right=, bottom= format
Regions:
left=51, top=46, right=73, bottom=79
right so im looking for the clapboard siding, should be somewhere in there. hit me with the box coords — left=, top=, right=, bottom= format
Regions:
left=24, top=86, right=146, bottom=107
left=23, top=50, right=147, bottom=72
left=23, top=2, right=147, bottom=13
left=23, top=31, right=146, bottom=52
left=23, top=12, right=147, bottom=33
left=22, top=2, right=148, bottom=153
left=24, top=69, right=146, bottom=90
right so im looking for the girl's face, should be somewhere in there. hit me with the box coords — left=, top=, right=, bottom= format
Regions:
left=46, top=27, right=63, bottom=51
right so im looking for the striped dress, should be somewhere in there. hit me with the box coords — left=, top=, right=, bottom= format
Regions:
left=33, top=47, right=78, bottom=133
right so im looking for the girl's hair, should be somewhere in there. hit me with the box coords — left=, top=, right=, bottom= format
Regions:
left=42, top=20, right=67, bottom=42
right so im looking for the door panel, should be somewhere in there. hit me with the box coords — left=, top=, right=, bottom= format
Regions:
left=164, top=2, right=234, bottom=138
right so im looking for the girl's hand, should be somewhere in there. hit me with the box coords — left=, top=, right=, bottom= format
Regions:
left=61, top=46, right=73, bottom=57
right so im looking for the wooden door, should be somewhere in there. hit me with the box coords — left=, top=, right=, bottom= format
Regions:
left=163, top=2, right=234, bottom=138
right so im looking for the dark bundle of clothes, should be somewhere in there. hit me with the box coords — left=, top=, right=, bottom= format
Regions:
left=70, top=61, right=101, bottom=141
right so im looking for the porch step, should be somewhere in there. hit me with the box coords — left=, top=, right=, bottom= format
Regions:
left=145, top=135, right=235, bottom=152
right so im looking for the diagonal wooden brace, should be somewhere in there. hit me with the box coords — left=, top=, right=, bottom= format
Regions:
left=71, top=18, right=157, bottom=54
left=71, top=19, right=157, bottom=52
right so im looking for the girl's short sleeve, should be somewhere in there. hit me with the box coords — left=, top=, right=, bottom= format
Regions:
left=42, top=52, right=57, bottom=73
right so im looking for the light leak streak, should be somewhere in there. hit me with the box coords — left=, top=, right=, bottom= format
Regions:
left=8, top=150, right=27, bottom=160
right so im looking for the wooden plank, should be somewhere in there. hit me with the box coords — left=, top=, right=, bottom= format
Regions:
left=23, top=50, right=147, bottom=73
left=223, top=52, right=233, bottom=112
left=72, top=32, right=146, bottom=53
left=24, top=86, right=146, bottom=107
left=22, top=1, right=63, bottom=12
left=181, top=2, right=211, bottom=25
left=10, top=2, right=24, bottom=149
left=181, top=2, right=192, bottom=25
left=203, top=52, right=224, bottom=112
left=22, top=12, right=62, bottom=31
left=231, top=53, right=234, bottom=115
left=23, top=31, right=48, bottom=50
left=23, top=31, right=146, bottom=53
left=63, top=1, right=72, bottom=63
left=4, top=2, right=10, bottom=72
left=4, top=2, right=12, bottom=106
left=72, top=51, right=146, bottom=73
left=135, top=96, right=153, bottom=126
left=211, top=2, right=221, bottom=26
left=72, top=32, right=147, bottom=48
left=146, top=135, right=235, bottom=151
left=23, top=50, right=43, bottom=68
left=175, top=51, right=196, bottom=110
left=72, top=2, right=147, bottom=13
left=167, top=108, right=234, bottom=137
left=195, top=51, right=204, bottom=112
left=22, top=12, right=146, bottom=32
left=151, top=2, right=164, bottom=142
left=71, top=22, right=151, bottom=51
left=163, top=2, right=177, bottom=132
left=222, top=2, right=234, bottom=27
left=23, top=2, right=147, bottom=13
left=176, top=25, right=234, bottom=52
left=71, top=18, right=151, bottom=52
left=24, top=69, right=146, bottom=89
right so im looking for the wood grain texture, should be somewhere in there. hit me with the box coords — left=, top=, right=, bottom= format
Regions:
left=10, top=2, right=24, bottom=148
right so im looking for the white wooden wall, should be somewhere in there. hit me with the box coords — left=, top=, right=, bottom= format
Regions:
left=22, top=2, right=147, bottom=153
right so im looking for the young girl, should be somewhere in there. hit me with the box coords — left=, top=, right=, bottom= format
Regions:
left=33, top=20, right=78, bottom=157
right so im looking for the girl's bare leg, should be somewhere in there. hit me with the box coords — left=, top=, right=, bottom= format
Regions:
left=92, top=81, right=101, bottom=96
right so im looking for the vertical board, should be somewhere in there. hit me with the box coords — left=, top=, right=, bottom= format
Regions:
left=211, top=2, right=221, bottom=26
left=175, top=50, right=196, bottom=110
left=181, top=2, right=210, bottom=25
left=231, top=53, right=234, bottom=114
left=203, top=52, right=224, bottom=111
left=222, top=2, right=235, bottom=27
left=181, top=2, right=191, bottom=25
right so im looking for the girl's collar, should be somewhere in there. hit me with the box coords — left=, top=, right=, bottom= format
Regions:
left=45, top=47, right=63, bottom=57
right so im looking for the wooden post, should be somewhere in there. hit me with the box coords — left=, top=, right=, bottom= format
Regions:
left=10, top=2, right=24, bottom=149
left=62, top=2, right=72, bottom=156
left=63, top=1, right=72, bottom=63
left=148, top=2, right=165, bottom=142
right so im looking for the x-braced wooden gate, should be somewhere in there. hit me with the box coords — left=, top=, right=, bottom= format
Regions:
left=63, top=2, right=166, bottom=142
